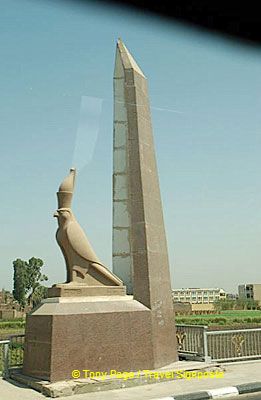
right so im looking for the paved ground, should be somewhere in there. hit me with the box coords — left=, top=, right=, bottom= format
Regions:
left=0, top=360, right=260, bottom=400
left=229, top=395, right=261, bottom=400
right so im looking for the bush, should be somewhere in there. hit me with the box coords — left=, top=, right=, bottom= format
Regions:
left=0, top=320, right=25, bottom=329
left=243, top=317, right=252, bottom=323
left=9, top=342, right=24, bottom=350
left=211, top=317, right=227, bottom=324
left=251, top=317, right=261, bottom=323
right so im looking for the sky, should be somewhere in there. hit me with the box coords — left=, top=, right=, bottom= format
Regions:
left=1, top=0, right=261, bottom=293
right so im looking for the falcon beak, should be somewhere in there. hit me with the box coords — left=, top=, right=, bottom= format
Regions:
left=53, top=211, right=59, bottom=218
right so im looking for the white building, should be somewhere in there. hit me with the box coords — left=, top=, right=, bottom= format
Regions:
left=238, top=284, right=261, bottom=305
left=172, top=288, right=226, bottom=304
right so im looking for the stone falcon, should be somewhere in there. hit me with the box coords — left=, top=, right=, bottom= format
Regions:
left=54, top=168, right=123, bottom=286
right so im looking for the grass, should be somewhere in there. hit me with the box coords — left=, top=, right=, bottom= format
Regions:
left=219, top=310, right=261, bottom=317
left=0, top=319, right=25, bottom=340
left=175, top=309, right=261, bottom=327
left=0, top=328, right=25, bottom=339
left=0, top=318, right=25, bottom=326
left=179, top=310, right=261, bottom=318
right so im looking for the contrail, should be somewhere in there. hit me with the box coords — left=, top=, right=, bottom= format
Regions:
left=71, top=95, right=183, bottom=171
left=115, top=99, right=184, bottom=114
left=72, top=96, right=103, bottom=171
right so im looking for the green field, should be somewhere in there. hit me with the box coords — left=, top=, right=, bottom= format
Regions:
left=178, top=310, right=261, bottom=319
left=175, top=310, right=261, bottom=327
left=0, top=319, right=25, bottom=339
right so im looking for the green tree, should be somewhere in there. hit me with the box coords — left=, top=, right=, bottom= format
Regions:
left=31, top=285, right=48, bottom=307
left=213, top=299, right=222, bottom=312
left=12, top=257, right=48, bottom=308
left=213, top=298, right=236, bottom=311
left=25, top=257, right=48, bottom=307
left=234, top=298, right=258, bottom=310
left=13, top=259, right=27, bottom=307
left=245, top=299, right=258, bottom=310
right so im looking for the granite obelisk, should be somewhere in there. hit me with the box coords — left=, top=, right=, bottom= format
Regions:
left=113, top=39, right=177, bottom=365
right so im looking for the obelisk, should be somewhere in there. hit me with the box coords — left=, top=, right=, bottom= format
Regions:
left=113, top=39, right=178, bottom=365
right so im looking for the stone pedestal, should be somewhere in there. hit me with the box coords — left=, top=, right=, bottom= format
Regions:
left=48, top=284, right=126, bottom=298
left=22, top=294, right=176, bottom=383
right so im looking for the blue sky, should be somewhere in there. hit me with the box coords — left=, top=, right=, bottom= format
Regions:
left=1, top=0, right=261, bottom=293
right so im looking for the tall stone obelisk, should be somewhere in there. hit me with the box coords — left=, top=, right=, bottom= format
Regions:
left=113, top=39, right=177, bottom=365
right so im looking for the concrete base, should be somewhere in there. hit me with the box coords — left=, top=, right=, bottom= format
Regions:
left=12, top=362, right=223, bottom=398
left=23, top=295, right=177, bottom=382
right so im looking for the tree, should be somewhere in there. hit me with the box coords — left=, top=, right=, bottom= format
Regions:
left=25, top=257, right=48, bottom=307
left=213, top=298, right=236, bottom=311
left=244, top=299, right=258, bottom=310
left=12, top=257, right=48, bottom=308
left=235, top=298, right=258, bottom=310
left=31, top=285, right=48, bottom=307
left=13, top=259, right=27, bottom=307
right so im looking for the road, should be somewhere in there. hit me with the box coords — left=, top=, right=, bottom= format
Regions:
left=1, top=360, right=261, bottom=400
left=229, top=395, right=261, bottom=399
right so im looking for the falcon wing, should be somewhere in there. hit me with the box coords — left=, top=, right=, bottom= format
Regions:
left=66, top=220, right=104, bottom=265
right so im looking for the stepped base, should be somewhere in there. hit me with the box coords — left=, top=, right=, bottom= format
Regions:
left=48, top=284, right=126, bottom=298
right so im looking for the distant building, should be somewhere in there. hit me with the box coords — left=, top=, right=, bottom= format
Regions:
left=226, top=293, right=238, bottom=300
left=0, top=289, right=25, bottom=319
left=0, top=289, right=14, bottom=305
left=172, top=288, right=226, bottom=304
left=238, top=284, right=261, bottom=305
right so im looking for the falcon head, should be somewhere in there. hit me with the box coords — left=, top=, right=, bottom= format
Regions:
left=53, top=208, right=73, bottom=226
